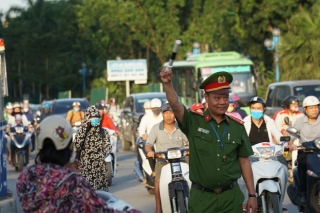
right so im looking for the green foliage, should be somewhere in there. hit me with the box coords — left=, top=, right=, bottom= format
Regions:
left=278, top=2, right=320, bottom=80
left=1, top=0, right=319, bottom=104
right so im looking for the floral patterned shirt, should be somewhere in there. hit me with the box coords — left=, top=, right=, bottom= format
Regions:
left=16, top=163, right=140, bottom=213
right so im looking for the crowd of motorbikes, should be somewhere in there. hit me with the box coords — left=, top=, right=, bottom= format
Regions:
left=4, top=99, right=320, bottom=213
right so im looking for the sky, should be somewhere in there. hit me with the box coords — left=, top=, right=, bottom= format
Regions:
left=1, top=0, right=27, bottom=14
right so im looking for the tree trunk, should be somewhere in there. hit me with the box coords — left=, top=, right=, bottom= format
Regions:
left=45, top=56, right=49, bottom=100
left=18, top=59, right=22, bottom=100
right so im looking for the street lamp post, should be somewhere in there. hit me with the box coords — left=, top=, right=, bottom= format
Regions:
left=264, top=28, right=281, bottom=82
left=79, top=63, right=92, bottom=98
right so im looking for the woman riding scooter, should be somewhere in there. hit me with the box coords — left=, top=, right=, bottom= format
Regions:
left=16, top=115, right=140, bottom=212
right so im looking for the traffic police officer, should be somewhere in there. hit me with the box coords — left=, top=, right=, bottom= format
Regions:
left=160, top=69, right=257, bottom=213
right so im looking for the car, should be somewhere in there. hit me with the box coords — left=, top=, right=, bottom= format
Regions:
left=265, top=80, right=320, bottom=117
left=51, top=98, right=90, bottom=117
left=120, top=92, right=169, bottom=151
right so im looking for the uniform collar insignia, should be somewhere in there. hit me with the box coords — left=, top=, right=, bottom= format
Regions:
left=205, top=113, right=211, bottom=123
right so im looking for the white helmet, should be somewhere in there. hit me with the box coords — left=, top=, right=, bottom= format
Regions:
left=303, top=96, right=320, bottom=107
left=150, top=98, right=162, bottom=108
left=143, top=101, right=151, bottom=109
left=37, top=115, right=74, bottom=150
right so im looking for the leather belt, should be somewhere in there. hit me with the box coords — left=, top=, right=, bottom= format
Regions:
left=191, top=180, right=237, bottom=194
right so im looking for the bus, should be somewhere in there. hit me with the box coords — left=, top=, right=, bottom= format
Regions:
left=164, top=51, right=258, bottom=110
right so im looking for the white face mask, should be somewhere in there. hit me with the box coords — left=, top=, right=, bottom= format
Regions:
left=69, top=151, right=76, bottom=163
left=145, top=109, right=153, bottom=115
left=23, top=108, right=29, bottom=112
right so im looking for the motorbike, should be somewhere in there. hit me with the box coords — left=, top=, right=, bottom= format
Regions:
left=133, top=137, right=155, bottom=195
left=155, top=147, right=191, bottom=213
left=72, top=121, right=82, bottom=142
left=286, top=127, right=320, bottom=213
left=250, top=136, right=290, bottom=213
left=104, top=128, right=118, bottom=186
left=9, top=125, right=32, bottom=172
left=283, top=116, right=299, bottom=182
left=96, top=190, right=134, bottom=211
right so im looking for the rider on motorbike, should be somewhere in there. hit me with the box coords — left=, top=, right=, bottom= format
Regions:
left=274, top=95, right=303, bottom=136
left=39, top=102, right=52, bottom=123
left=16, top=115, right=140, bottom=213
left=138, top=98, right=163, bottom=141
left=225, top=98, right=242, bottom=120
left=96, top=103, right=120, bottom=135
left=4, top=102, right=14, bottom=123
left=145, top=103, right=188, bottom=213
left=8, top=102, right=29, bottom=126
left=291, top=95, right=320, bottom=203
left=66, top=102, right=85, bottom=127
left=240, top=96, right=289, bottom=213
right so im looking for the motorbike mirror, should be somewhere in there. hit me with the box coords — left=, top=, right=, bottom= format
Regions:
left=286, top=127, right=298, bottom=134
left=284, top=116, right=290, bottom=125
left=280, top=136, right=290, bottom=142
left=123, top=107, right=131, bottom=113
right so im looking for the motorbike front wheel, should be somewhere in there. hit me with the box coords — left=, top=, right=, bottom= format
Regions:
left=17, top=154, right=24, bottom=172
left=266, top=192, right=280, bottom=213
left=106, top=162, right=113, bottom=186
left=176, top=190, right=187, bottom=213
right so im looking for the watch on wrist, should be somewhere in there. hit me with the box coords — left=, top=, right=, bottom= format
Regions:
left=249, top=193, right=258, bottom=197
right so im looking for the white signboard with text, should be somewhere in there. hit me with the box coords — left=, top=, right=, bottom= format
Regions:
left=107, top=59, right=147, bottom=81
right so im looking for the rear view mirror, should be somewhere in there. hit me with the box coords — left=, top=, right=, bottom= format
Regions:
left=284, top=117, right=290, bottom=125
left=123, top=107, right=131, bottom=113
left=286, top=127, right=298, bottom=134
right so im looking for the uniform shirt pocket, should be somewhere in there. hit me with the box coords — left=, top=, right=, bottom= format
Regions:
left=194, top=131, right=213, bottom=154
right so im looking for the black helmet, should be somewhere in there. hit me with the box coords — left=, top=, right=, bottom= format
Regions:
left=248, top=96, right=266, bottom=107
left=282, top=96, right=300, bottom=109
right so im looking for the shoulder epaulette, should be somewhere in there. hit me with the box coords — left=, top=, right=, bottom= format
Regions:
left=189, top=110, right=204, bottom=117
left=228, top=115, right=244, bottom=125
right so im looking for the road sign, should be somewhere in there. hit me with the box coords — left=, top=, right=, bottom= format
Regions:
left=107, top=59, right=147, bottom=81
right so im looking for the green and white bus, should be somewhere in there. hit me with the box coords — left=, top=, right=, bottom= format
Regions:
left=164, top=51, right=258, bottom=109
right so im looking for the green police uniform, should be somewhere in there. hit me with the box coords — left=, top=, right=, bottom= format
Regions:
left=177, top=71, right=254, bottom=213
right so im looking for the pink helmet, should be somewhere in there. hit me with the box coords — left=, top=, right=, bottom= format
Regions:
left=232, top=96, right=240, bottom=101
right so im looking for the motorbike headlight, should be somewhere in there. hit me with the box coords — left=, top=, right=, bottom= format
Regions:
left=167, top=150, right=181, bottom=159
left=15, top=127, right=23, bottom=134
left=314, top=138, right=320, bottom=150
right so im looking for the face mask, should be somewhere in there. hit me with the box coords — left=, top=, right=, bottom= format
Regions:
left=153, top=109, right=161, bottom=115
left=290, top=106, right=299, bottom=112
left=69, top=150, right=76, bottom=163
left=90, top=118, right=100, bottom=127
left=23, top=108, right=29, bottom=112
left=145, top=109, right=153, bottom=115
left=227, top=106, right=235, bottom=113
left=74, top=108, right=80, bottom=112
left=250, top=110, right=264, bottom=120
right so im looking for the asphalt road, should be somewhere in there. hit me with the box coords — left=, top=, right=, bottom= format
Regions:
left=7, top=148, right=300, bottom=213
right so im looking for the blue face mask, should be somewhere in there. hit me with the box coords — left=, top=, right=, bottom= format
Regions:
left=250, top=110, right=264, bottom=120
left=90, top=118, right=100, bottom=127
left=74, top=108, right=80, bottom=112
